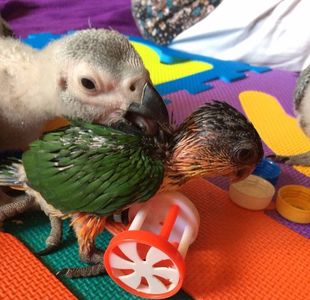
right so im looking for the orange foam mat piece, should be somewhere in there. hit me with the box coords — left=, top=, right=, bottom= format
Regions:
left=0, top=232, right=76, bottom=300
left=180, top=178, right=310, bottom=299
left=107, top=178, right=310, bottom=299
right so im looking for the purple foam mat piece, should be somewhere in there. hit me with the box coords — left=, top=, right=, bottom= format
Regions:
left=0, top=0, right=140, bottom=38
left=265, top=210, right=310, bottom=239
left=164, top=69, right=298, bottom=125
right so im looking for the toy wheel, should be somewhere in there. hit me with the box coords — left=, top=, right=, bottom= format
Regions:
left=104, top=230, right=185, bottom=299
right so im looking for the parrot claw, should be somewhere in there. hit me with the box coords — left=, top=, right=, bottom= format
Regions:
left=56, top=263, right=106, bottom=278
left=56, top=268, right=69, bottom=277
left=267, top=151, right=310, bottom=166
left=36, top=244, right=60, bottom=256
left=267, top=154, right=290, bottom=164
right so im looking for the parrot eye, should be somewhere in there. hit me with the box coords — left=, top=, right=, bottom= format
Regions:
left=80, top=78, right=96, bottom=90
left=235, top=148, right=255, bottom=164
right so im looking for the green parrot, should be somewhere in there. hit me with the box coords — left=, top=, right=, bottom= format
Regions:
left=0, top=101, right=263, bottom=278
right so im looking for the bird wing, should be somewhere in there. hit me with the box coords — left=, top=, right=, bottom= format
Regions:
left=22, top=123, right=164, bottom=216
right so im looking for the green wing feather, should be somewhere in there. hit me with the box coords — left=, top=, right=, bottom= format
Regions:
left=22, top=122, right=164, bottom=216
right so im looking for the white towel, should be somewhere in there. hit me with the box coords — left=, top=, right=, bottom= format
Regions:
left=169, top=0, right=310, bottom=71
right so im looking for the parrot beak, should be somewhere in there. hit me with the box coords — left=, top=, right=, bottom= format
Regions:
left=125, top=82, right=170, bottom=136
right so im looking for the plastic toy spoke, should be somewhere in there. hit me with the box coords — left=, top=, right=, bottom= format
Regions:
left=119, top=272, right=142, bottom=289
left=143, top=273, right=170, bottom=293
left=152, top=267, right=179, bottom=284
left=145, top=245, right=170, bottom=264
left=118, top=242, right=141, bottom=262
left=109, top=253, right=134, bottom=269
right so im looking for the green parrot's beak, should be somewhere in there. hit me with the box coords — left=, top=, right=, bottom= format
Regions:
left=126, top=82, right=169, bottom=135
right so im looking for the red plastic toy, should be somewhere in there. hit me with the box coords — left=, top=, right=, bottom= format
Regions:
left=104, top=192, right=200, bottom=299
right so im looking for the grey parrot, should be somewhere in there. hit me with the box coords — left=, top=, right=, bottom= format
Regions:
left=0, top=28, right=168, bottom=151
left=270, top=64, right=310, bottom=166
left=0, top=28, right=169, bottom=205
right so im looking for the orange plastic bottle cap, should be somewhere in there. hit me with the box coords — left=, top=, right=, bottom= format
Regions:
left=229, top=175, right=275, bottom=210
left=276, top=185, right=310, bottom=224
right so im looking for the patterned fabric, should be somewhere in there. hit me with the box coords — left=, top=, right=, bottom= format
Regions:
left=132, top=0, right=222, bottom=45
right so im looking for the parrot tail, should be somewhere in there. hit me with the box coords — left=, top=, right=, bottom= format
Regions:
left=0, top=159, right=25, bottom=188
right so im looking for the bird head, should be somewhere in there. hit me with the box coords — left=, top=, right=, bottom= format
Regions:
left=51, top=29, right=168, bottom=135
left=168, top=101, right=264, bottom=183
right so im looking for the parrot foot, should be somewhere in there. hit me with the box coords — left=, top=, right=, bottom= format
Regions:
left=0, top=189, right=15, bottom=206
left=80, top=247, right=103, bottom=264
left=56, top=263, right=106, bottom=278
left=0, top=194, right=34, bottom=225
left=37, top=215, right=62, bottom=256
left=268, top=151, right=310, bottom=166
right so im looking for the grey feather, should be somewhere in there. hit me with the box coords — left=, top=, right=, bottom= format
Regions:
left=293, top=64, right=310, bottom=138
left=294, top=64, right=310, bottom=111
left=269, top=64, right=310, bottom=166
left=61, top=29, right=144, bottom=73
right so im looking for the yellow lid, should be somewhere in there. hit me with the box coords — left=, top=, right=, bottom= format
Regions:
left=276, top=185, right=310, bottom=224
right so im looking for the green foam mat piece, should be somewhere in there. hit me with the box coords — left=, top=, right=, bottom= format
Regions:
left=4, top=211, right=192, bottom=300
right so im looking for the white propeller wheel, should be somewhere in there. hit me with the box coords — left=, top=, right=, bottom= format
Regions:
left=104, top=230, right=185, bottom=299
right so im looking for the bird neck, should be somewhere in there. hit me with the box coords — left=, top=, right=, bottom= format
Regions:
left=161, top=131, right=211, bottom=191
left=160, top=164, right=198, bottom=192
left=159, top=170, right=188, bottom=192
left=9, top=51, right=62, bottom=125
left=32, top=50, right=65, bottom=119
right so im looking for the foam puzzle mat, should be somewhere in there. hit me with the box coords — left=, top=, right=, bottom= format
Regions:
left=1, top=32, right=309, bottom=300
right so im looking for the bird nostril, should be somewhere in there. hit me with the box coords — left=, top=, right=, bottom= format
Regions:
left=129, top=84, right=136, bottom=92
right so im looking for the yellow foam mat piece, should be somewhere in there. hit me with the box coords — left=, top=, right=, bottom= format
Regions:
left=240, top=91, right=310, bottom=176
left=131, top=41, right=213, bottom=85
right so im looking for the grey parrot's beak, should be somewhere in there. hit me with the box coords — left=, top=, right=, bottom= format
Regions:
left=125, top=82, right=169, bottom=136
